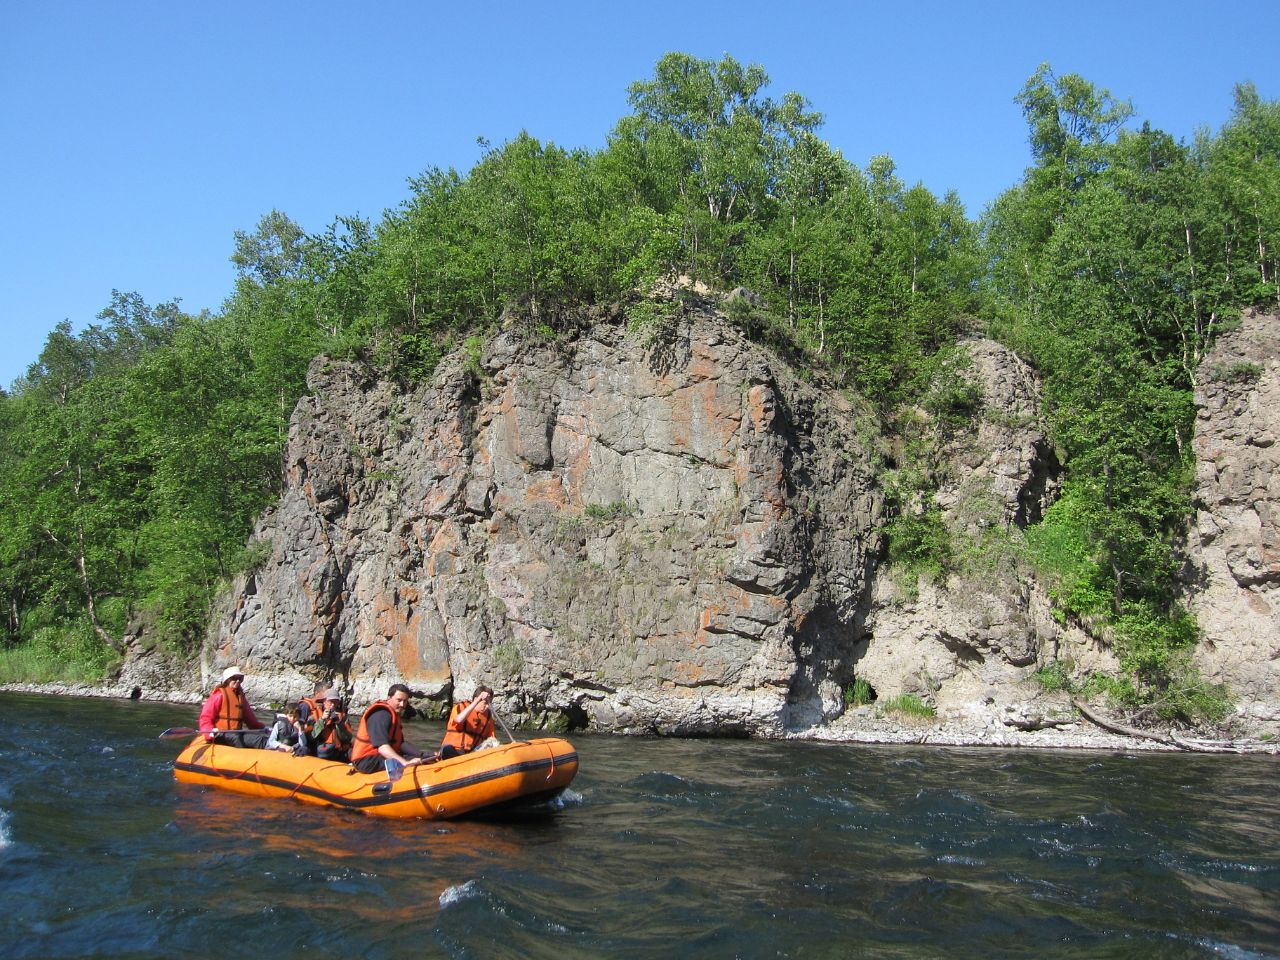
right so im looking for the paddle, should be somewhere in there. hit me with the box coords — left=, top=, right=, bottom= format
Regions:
left=491, top=709, right=525, bottom=745
left=159, top=726, right=264, bottom=743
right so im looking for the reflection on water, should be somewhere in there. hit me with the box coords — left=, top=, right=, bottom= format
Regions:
left=170, top=785, right=540, bottom=914
left=0, top=692, right=1277, bottom=960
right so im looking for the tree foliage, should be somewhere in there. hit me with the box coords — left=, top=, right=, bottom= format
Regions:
left=0, top=54, right=1274, bottom=722
left=986, top=67, right=1277, bottom=720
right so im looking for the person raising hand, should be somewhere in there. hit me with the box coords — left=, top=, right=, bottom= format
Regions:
left=439, top=686, right=496, bottom=759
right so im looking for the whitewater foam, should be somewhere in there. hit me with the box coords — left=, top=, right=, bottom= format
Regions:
left=439, top=880, right=480, bottom=908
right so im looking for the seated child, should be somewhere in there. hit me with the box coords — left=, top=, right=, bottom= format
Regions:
left=266, top=706, right=309, bottom=756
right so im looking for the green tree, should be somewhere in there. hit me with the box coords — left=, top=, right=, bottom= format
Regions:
left=231, top=209, right=307, bottom=286
left=0, top=295, right=182, bottom=652
left=615, top=52, right=822, bottom=278
left=983, top=66, right=1280, bottom=719
left=1201, top=82, right=1280, bottom=305
left=1016, top=63, right=1133, bottom=204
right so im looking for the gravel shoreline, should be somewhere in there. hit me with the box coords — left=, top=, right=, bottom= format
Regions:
left=789, top=714, right=1178, bottom=752
left=0, top=680, right=202, bottom=705
left=2, top=680, right=1188, bottom=752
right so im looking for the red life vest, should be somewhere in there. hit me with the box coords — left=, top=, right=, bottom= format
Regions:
left=441, top=700, right=495, bottom=753
left=213, top=685, right=247, bottom=730
left=350, top=701, right=403, bottom=764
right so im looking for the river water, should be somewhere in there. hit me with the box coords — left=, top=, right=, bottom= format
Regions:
left=1, top=692, right=1276, bottom=959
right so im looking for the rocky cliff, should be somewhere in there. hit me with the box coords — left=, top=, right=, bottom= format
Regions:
left=853, top=340, right=1115, bottom=728
left=183, top=301, right=1278, bottom=738
left=1186, top=308, right=1280, bottom=722
left=208, top=302, right=881, bottom=734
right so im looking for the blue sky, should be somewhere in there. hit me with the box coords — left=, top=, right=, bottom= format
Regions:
left=2, top=1, right=1276, bottom=390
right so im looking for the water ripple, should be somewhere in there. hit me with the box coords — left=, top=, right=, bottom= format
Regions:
left=2, top=693, right=1278, bottom=960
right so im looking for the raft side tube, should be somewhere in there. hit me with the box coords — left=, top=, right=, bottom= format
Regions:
left=173, top=736, right=579, bottom=820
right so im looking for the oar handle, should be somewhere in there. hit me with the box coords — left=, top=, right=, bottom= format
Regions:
left=492, top=711, right=525, bottom=744
left=158, top=726, right=263, bottom=741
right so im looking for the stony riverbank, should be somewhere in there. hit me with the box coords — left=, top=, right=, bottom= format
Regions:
left=791, top=710, right=1179, bottom=752
left=2, top=680, right=1235, bottom=753
left=0, top=680, right=202, bottom=705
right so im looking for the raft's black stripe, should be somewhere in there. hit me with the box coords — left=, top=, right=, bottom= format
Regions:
left=174, top=752, right=578, bottom=810
left=418, top=755, right=574, bottom=797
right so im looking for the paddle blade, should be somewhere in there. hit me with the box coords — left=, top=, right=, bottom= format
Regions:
left=159, top=727, right=199, bottom=740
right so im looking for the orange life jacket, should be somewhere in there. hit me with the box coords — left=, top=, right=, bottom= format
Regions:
left=441, top=700, right=495, bottom=753
left=315, top=715, right=353, bottom=749
left=298, top=695, right=323, bottom=723
left=350, top=701, right=403, bottom=764
left=213, top=685, right=247, bottom=730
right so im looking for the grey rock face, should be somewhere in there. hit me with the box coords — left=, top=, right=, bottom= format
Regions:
left=201, top=305, right=1280, bottom=736
left=211, top=310, right=881, bottom=733
left=1187, top=309, right=1280, bottom=718
left=934, top=339, right=1060, bottom=533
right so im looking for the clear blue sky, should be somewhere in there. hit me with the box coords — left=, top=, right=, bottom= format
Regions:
left=2, top=1, right=1276, bottom=390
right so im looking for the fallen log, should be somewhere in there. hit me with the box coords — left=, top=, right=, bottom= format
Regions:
left=1003, top=714, right=1076, bottom=731
left=1073, top=699, right=1280, bottom=754
left=1169, top=732, right=1244, bottom=754
left=1071, top=699, right=1178, bottom=747
left=1170, top=732, right=1280, bottom=755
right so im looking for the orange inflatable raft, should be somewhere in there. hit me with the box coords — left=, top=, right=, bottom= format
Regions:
left=173, top=735, right=578, bottom=819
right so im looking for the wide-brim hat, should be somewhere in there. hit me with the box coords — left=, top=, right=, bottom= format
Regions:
left=221, top=666, right=245, bottom=683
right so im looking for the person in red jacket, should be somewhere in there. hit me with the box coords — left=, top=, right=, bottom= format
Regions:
left=197, top=666, right=268, bottom=747
left=439, top=686, right=496, bottom=759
